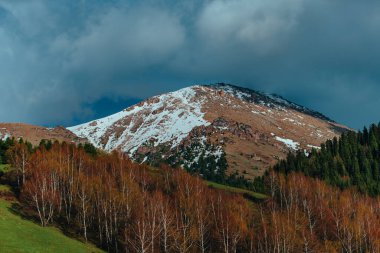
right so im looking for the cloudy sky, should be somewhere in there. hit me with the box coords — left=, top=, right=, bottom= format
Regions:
left=0, top=0, right=379, bottom=129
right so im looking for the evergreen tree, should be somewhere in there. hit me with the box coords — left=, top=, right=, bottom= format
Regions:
left=273, top=122, right=380, bottom=196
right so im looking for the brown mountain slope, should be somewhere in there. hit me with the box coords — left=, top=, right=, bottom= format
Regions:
left=0, top=123, right=85, bottom=146
left=69, top=84, right=350, bottom=178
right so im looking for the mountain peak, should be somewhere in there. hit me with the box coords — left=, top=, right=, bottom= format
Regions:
left=203, top=83, right=333, bottom=122
left=68, top=84, right=348, bottom=178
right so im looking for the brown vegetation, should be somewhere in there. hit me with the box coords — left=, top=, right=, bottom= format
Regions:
left=19, top=143, right=253, bottom=252
left=12, top=142, right=380, bottom=252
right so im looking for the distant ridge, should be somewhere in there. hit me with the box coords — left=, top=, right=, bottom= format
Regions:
left=0, top=123, right=86, bottom=145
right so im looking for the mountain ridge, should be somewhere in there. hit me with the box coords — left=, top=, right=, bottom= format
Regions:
left=208, top=83, right=334, bottom=122
left=68, top=83, right=350, bottom=179
left=0, top=123, right=86, bottom=145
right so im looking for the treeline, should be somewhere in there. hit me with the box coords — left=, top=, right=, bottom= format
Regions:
left=1, top=136, right=261, bottom=196
left=139, top=140, right=262, bottom=193
left=274, top=123, right=380, bottom=195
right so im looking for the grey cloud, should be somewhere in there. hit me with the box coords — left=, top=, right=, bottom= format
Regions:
left=65, top=6, right=185, bottom=78
left=45, top=5, right=187, bottom=111
left=0, top=0, right=379, bottom=128
left=197, top=0, right=303, bottom=50
left=176, top=0, right=380, bottom=128
left=0, top=1, right=186, bottom=125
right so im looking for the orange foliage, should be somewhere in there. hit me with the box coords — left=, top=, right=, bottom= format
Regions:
left=20, top=142, right=380, bottom=252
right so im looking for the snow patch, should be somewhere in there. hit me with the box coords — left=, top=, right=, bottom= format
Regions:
left=275, top=136, right=299, bottom=150
left=307, top=144, right=321, bottom=150
left=0, top=131, right=10, bottom=141
left=182, top=136, right=224, bottom=169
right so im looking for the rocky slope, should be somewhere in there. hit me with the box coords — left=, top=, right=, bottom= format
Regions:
left=0, top=123, right=85, bottom=146
left=68, top=84, right=349, bottom=179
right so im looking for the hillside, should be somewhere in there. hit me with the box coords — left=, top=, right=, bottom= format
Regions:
left=0, top=123, right=85, bottom=146
left=274, top=123, right=380, bottom=195
left=0, top=184, right=102, bottom=253
left=69, top=83, right=349, bottom=179
left=5, top=137, right=380, bottom=253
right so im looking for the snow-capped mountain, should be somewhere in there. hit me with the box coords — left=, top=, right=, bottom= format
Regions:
left=68, top=84, right=349, bottom=178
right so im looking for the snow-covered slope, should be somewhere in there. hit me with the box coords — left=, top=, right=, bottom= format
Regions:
left=68, top=86, right=210, bottom=155
left=68, top=83, right=349, bottom=178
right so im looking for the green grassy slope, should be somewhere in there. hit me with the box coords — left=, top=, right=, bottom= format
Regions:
left=0, top=187, right=103, bottom=253
left=206, top=181, right=268, bottom=200
left=0, top=164, right=10, bottom=173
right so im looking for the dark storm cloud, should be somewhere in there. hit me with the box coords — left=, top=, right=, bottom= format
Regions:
left=0, top=0, right=379, bottom=128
